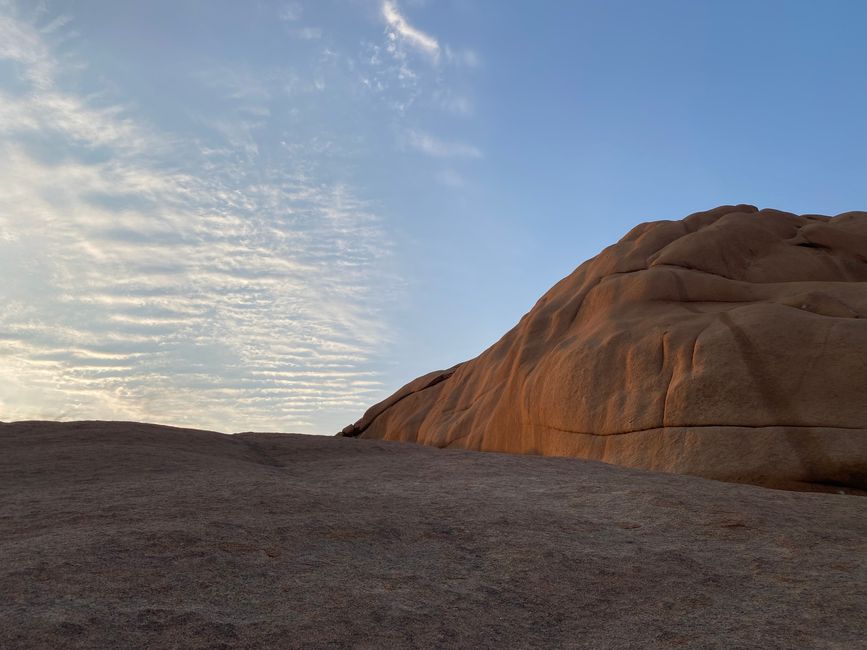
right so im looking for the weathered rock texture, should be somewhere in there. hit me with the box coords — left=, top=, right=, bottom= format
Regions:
left=2, top=421, right=866, bottom=648
left=346, top=205, right=867, bottom=491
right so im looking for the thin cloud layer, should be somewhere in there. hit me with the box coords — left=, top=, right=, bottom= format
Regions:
left=0, top=6, right=396, bottom=432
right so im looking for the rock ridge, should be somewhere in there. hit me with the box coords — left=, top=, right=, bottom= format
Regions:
left=343, top=205, right=867, bottom=490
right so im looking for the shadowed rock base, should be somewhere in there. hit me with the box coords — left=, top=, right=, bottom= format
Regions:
left=1, top=421, right=866, bottom=648
left=345, top=205, right=867, bottom=492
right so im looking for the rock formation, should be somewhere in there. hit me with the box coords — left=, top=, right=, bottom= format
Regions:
left=4, top=421, right=866, bottom=646
left=343, top=205, right=867, bottom=491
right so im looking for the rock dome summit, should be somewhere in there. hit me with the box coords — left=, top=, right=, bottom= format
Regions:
left=342, top=205, right=867, bottom=492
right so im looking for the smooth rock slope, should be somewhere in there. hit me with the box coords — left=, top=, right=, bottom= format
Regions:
left=343, top=205, right=867, bottom=491
left=1, top=421, right=865, bottom=648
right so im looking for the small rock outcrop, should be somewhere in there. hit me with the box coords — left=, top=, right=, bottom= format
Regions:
left=344, top=205, right=867, bottom=491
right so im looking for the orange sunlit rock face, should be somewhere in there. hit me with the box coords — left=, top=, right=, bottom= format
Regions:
left=347, top=205, right=867, bottom=491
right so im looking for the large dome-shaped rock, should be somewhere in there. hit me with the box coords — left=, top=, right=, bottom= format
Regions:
left=344, top=205, right=867, bottom=491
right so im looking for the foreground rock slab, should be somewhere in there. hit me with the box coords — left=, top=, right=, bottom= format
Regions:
left=345, top=205, right=867, bottom=492
left=2, top=421, right=865, bottom=649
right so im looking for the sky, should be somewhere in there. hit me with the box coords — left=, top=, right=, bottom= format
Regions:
left=1, top=0, right=865, bottom=433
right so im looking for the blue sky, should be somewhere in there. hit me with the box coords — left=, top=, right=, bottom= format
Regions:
left=1, top=0, right=865, bottom=432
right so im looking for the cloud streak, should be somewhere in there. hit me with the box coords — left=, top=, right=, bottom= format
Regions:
left=382, top=1, right=440, bottom=60
left=406, top=129, right=482, bottom=158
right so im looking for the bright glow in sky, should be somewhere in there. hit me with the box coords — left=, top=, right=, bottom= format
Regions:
left=1, top=0, right=866, bottom=433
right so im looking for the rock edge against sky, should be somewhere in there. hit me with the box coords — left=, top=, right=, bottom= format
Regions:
left=343, top=205, right=867, bottom=492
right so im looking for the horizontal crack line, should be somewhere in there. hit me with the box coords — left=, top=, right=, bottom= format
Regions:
left=525, top=422, right=867, bottom=437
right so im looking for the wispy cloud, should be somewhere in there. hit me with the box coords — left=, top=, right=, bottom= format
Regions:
left=363, top=0, right=479, bottom=130
left=382, top=0, right=440, bottom=60
left=444, top=45, right=480, bottom=68
left=293, top=26, right=322, bottom=40
left=0, top=11, right=56, bottom=88
left=279, top=2, right=303, bottom=22
left=406, top=129, right=482, bottom=158
left=0, top=5, right=396, bottom=433
left=435, top=91, right=474, bottom=116
left=435, top=168, right=466, bottom=188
